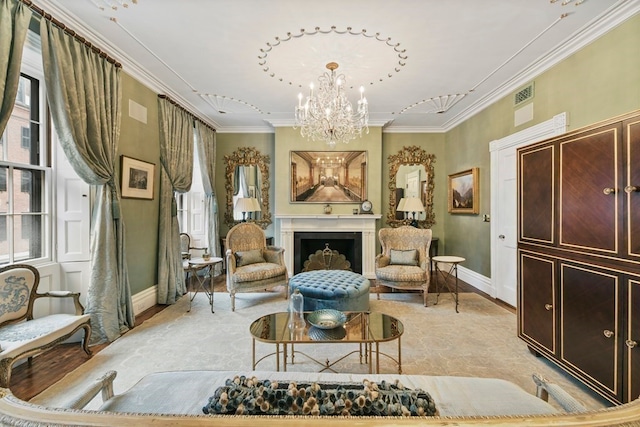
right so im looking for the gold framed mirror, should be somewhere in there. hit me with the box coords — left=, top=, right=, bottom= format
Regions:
left=386, top=146, right=436, bottom=228
left=224, top=147, right=272, bottom=229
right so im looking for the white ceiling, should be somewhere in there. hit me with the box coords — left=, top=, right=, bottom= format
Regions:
left=40, top=0, right=639, bottom=133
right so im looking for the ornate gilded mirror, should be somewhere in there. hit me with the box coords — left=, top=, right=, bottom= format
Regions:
left=386, top=146, right=436, bottom=228
left=224, top=147, right=272, bottom=229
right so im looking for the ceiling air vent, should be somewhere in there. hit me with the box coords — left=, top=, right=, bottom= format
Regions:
left=514, top=83, right=534, bottom=106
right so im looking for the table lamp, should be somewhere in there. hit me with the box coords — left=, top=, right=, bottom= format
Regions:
left=235, top=197, right=255, bottom=222
left=400, top=197, right=425, bottom=227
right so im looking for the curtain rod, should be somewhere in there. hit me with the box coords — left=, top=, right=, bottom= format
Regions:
left=19, top=0, right=122, bottom=68
left=158, top=95, right=216, bottom=133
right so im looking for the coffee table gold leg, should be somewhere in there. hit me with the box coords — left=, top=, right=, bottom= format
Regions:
left=376, top=342, right=380, bottom=374
left=252, top=338, right=256, bottom=370
left=283, top=343, right=287, bottom=372
left=276, top=343, right=280, bottom=371
left=398, top=335, right=402, bottom=374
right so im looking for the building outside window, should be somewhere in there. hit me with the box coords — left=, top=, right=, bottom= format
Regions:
left=0, top=73, right=49, bottom=265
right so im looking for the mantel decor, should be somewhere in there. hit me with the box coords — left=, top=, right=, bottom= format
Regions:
left=448, top=168, right=479, bottom=214
left=224, top=147, right=272, bottom=229
left=386, top=146, right=436, bottom=228
left=120, top=155, right=155, bottom=200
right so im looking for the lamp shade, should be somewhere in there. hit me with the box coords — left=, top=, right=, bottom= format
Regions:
left=249, top=197, right=261, bottom=212
left=397, top=197, right=407, bottom=211
left=235, top=197, right=256, bottom=213
left=400, top=196, right=424, bottom=213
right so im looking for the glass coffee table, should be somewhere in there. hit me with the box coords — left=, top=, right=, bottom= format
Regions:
left=249, top=311, right=403, bottom=374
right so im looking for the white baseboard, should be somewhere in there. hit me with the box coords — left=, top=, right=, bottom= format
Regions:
left=457, top=266, right=494, bottom=297
left=132, top=285, right=158, bottom=316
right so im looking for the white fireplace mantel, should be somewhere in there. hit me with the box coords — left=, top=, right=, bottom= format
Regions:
left=276, top=214, right=382, bottom=279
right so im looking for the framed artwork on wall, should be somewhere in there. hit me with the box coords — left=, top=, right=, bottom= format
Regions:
left=290, top=150, right=367, bottom=203
left=120, top=155, right=155, bottom=200
left=448, top=167, right=479, bottom=214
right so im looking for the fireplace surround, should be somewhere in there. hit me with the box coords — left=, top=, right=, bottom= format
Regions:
left=277, top=214, right=381, bottom=278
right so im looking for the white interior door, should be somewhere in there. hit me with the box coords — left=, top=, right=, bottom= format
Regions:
left=490, top=113, right=567, bottom=307
left=495, top=148, right=518, bottom=305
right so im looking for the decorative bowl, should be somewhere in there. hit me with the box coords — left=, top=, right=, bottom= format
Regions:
left=307, top=309, right=347, bottom=330
left=309, top=325, right=347, bottom=341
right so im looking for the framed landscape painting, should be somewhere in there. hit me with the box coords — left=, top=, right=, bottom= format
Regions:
left=121, top=155, right=155, bottom=200
left=448, top=167, right=479, bottom=214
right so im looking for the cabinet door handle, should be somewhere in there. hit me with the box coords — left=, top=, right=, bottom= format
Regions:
left=544, top=304, right=553, bottom=311
left=498, top=234, right=505, bottom=240
left=626, top=339, right=638, bottom=348
left=603, top=329, right=615, bottom=338
left=602, top=188, right=617, bottom=195
left=624, top=185, right=639, bottom=193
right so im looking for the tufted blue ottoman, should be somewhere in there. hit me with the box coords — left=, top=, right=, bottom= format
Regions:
left=289, top=270, right=370, bottom=312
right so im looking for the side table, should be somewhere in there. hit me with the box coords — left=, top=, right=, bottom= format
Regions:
left=432, top=255, right=465, bottom=313
left=184, top=257, right=223, bottom=313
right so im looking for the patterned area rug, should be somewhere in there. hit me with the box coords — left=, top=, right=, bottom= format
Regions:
left=31, top=290, right=610, bottom=411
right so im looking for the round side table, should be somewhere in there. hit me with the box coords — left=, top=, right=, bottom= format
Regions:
left=432, top=255, right=465, bottom=313
left=184, top=257, right=223, bottom=313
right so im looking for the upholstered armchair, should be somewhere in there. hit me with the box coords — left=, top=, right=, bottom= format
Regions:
left=225, top=223, right=288, bottom=311
left=375, top=226, right=432, bottom=306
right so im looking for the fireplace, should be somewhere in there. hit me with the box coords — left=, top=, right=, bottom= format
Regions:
left=276, top=214, right=380, bottom=279
left=294, top=232, right=362, bottom=275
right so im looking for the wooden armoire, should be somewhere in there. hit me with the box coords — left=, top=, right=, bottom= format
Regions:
left=517, top=110, right=640, bottom=404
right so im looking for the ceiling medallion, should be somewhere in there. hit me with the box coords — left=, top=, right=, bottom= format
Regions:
left=399, top=93, right=468, bottom=115
left=259, top=26, right=407, bottom=88
left=199, top=94, right=263, bottom=115
left=294, top=62, right=369, bottom=146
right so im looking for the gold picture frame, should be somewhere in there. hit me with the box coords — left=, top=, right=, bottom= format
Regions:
left=120, top=155, right=155, bottom=200
left=448, top=167, right=479, bottom=214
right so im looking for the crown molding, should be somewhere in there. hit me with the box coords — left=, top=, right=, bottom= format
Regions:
left=440, top=0, right=640, bottom=133
left=38, top=0, right=640, bottom=135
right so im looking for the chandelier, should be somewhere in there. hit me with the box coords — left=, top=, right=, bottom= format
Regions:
left=295, top=62, right=369, bottom=146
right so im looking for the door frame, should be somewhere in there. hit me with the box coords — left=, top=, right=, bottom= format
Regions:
left=489, top=112, right=567, bottom=304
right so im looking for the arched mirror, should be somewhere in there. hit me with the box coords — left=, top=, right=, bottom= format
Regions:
left=224, top=147, right=272, bottom=229
left=386, top=146, right=436, bottom=228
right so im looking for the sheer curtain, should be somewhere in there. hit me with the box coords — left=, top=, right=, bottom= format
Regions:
left=157, top=97, right=193, bottom=304
left=40, top=19, right=134, bottom=343
left=195, top=122, right=221, bottom=272
left=0, top=0, right=30, bottom=135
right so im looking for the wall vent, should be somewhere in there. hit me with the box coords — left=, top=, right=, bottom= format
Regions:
left=514, top=83, right=534, bottom=106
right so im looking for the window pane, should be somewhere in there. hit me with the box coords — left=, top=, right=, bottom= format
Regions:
left=13, top=169, right=43, bottom=214
left=14, top=214, right=43, bottom=261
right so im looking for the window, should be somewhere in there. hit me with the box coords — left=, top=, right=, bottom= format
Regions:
left=0, top=72, right=49, bottom=265
left=21, top=126, right=30, bottom=149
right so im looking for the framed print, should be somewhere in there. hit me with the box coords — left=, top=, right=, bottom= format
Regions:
left=448, top=167, right=479, bottom=214
left=121, top=155, right=155, bottom=200
left=290, top=150, right=367, bottom=203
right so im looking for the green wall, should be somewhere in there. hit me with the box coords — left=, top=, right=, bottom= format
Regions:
left=443, top=13, right=640, bottom=277
left=117, top=12, right=640, bottom=294
left=119, top=73, right=160, bottom=294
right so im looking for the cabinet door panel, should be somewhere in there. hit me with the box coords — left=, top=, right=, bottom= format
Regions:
left=559, top=125, right=620, bottom=254
left=561, top=263, right=620, bottom=399
left=519, top=145, right=554, bottom=244
left=628, top=278, right=640, bottom=403
left=626, top=119, right=640, bottom=259
left=519, top=252, right=555, bottom=353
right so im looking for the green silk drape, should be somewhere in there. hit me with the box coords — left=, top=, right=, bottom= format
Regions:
left=157, top=98, right=193, bottom=304
left=0, top=0, right=30, bottom=135
left=40, top=19, right=134, bottom=344
left=195, top=122, right=221, bottom=272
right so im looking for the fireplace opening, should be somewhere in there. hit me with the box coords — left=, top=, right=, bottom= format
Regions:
left=294, top=232, right=362, bottom=275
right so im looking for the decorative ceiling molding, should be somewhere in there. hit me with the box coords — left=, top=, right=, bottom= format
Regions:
left=258, top=26, right=407, bottom=88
